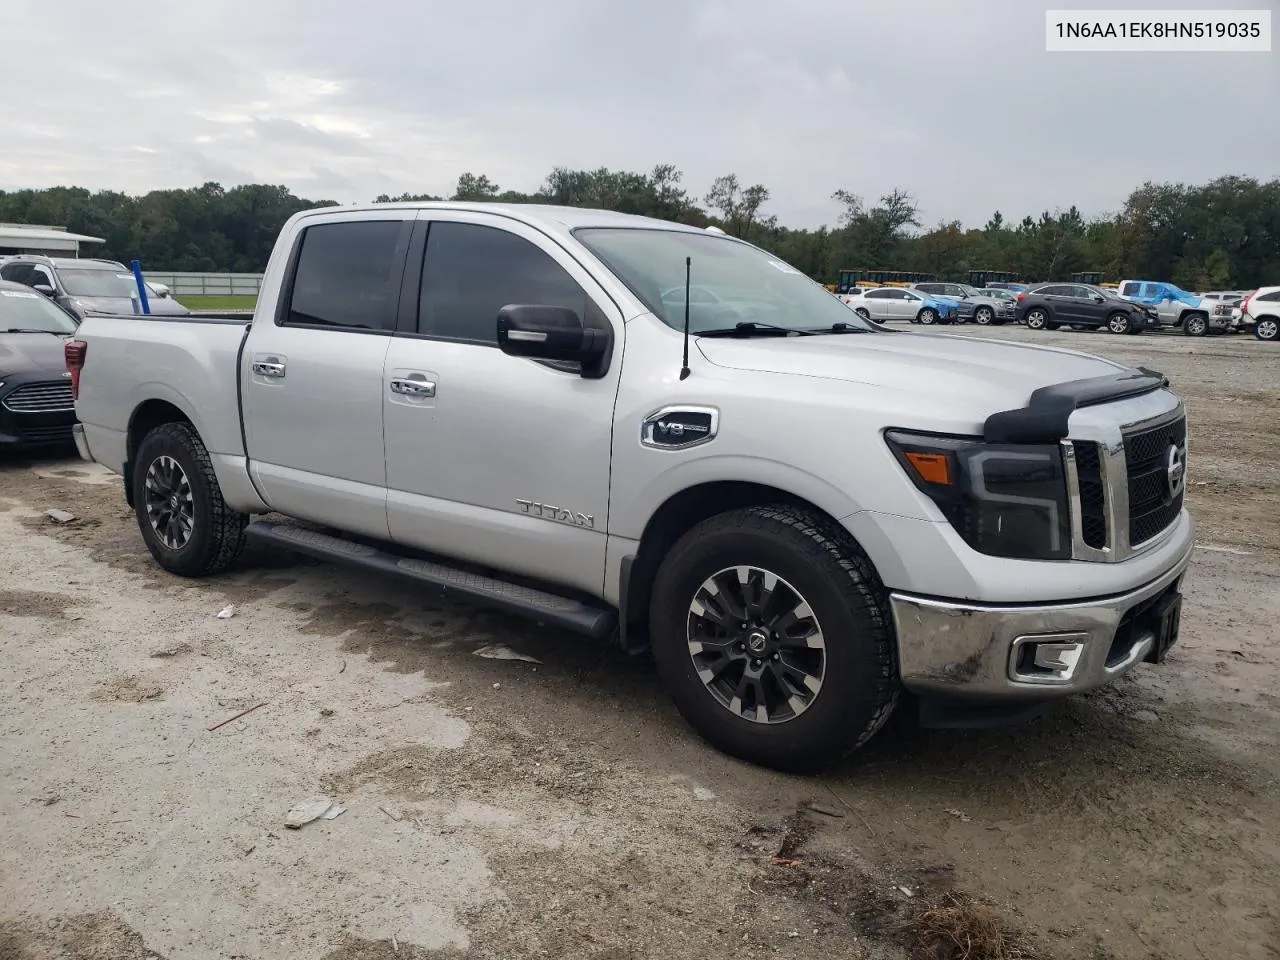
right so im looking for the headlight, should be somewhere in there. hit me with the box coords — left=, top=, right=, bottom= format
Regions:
left=885, top=430, right=1070, bottom=560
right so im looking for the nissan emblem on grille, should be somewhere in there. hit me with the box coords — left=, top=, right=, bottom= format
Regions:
left=1165, top=444, right=1186, bottom=499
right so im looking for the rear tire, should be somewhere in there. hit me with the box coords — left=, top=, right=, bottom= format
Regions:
left=1256, top=318, right=1279, bottom=342
left=974, top=306, right=994, bottom=325
left=1025, top=308, right=1050, bottom=330
left=855, top=307, right=871, bottom=321
left=132, top=421, right=247, bottom=577
left=648, top=505, right=898, bottom=773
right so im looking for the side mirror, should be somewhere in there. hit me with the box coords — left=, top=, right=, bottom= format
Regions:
left=497, top=305, right=607, bottom=366
left=1092, top=294, right=1105, bottom=302
left=33, top=284, right=56, bottom=297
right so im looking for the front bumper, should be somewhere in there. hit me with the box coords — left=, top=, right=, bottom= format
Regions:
left=889, top=541, right=1193, bottom=700
left=0, top=376, right=78, bottom=448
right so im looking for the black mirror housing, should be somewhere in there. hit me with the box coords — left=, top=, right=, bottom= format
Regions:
left=497, top=305, right=608, bottom=369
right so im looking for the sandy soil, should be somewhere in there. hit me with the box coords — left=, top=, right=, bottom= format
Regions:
left=1, top=325, right=1277, bottom=960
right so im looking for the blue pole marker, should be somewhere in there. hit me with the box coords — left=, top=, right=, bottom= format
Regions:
left=130, top=259, right=151, bottom=315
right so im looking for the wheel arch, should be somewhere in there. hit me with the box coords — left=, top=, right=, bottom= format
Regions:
left=617, top=480, right=873, bottom=654
left=125, top=399, right=195, bottom=507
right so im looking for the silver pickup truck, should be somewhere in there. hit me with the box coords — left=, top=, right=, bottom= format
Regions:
left=66, top=203, right=1194, bottom=772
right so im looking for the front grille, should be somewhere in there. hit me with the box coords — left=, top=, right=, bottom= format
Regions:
left=1124, top=415, right=1186, bottom=546
left=1072, top=441, right=1108, bottom=549
left=2, top=380, right=74, bottom=413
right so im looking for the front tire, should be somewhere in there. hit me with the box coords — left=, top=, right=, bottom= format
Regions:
left=917, top=308, right=939, bottom=325
left=648, top=505, right=898, bottom=773
left=1183, top=313, right=1208, bottom=337
left=132, top=421, right=248, bottom=577
left=1107, top=312, right=1135, bottom=335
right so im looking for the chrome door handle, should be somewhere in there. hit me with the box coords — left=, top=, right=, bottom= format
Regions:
left=252, top=360, right=286, bottom=378
left=390, top=377, right=435, bottom=397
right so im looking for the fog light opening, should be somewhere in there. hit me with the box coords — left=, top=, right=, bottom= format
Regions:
left=1009, top=634, right=1088, bottom=684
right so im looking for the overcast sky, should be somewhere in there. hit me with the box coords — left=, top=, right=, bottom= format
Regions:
left=1, top=0, right=1276, bottom=229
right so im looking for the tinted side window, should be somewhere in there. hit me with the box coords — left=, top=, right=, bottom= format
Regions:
left=285, top=220, right=407, bottom=331
left=418, top=221, right=588, bottom=344
left=865, top=289, right=891, bottom=299
left=0, top=263, right=33, bottom=284
left=1038, top=286, right=1067, bottom=297
left=1259, top=291, right=1280, bottom=302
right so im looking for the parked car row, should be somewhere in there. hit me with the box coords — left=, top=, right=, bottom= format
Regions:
left=0, top=255, right=191, bottom=320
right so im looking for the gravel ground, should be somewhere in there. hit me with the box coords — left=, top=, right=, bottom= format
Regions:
left=1, top=323, right=1277, bottom=960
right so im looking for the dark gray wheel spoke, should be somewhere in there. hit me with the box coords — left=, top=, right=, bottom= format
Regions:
left=144, top=455, right=195, bottom=551
left=686, top=565, right=827, bottom=725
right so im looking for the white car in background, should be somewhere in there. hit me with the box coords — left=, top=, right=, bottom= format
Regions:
left=841, top=287, right=959, bottom=325
left=1239, top=287, right=1280, bottom=342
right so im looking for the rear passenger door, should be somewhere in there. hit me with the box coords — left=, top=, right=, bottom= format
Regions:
left=241, top=211, right=413, bottom=539
left=381, top=212, right=625, bottom=596
left=861, top=289, right=893, bottom=321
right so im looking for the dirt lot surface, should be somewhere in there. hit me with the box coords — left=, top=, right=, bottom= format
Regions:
left=1, top=325, right=1277, bottom=960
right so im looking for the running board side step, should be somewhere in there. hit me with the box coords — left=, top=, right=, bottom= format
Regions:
left=244, top=521, right=617, bottom=639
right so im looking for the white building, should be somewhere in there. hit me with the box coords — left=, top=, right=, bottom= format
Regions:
left=0, top=223, right=106, bottom=257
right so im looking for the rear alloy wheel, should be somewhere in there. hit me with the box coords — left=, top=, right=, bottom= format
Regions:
left=649, top=505, right=898, bottom=772
left=1183, top=313, right=1208, bottom=337
left=1107, top=312, right=1134, bottom=335
left=1025, top=308, right=1049, bottom=330
left=133, top=421, right=248, bottom=577
left=1256, top=318, right=1279, bottom=342
left=918, top=308, right=939, bottom=325
left=974, top=306, right=994, bottom=325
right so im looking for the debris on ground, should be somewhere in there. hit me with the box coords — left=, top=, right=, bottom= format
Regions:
left=285, top=796, right=344, bottom=829
left=473, top=644, right=541, bottom=663
left=215, top=604, right=236, bottom=619
left=150, top=642, right=193, bottom=659
left=803, top=800, right=845, bottom=818
left=43, top=509, right=76, bottom=523
left=946, top=809, right=973, bottom=823
left=206, top=702, right=267, bottom=732
left=901, top=893, right=1041, bottom=960
left=693, top=787, right=716, bottom=802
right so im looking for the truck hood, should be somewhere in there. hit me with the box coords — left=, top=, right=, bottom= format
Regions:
left=0, top=333, right=71, bottom=375
left=72, top=296, right=191, bottom=317
left=696, top=331, right=1127, bottom=417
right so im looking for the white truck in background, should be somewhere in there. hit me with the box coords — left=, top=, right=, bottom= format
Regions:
left=65, top=203, right=1194, bottom=772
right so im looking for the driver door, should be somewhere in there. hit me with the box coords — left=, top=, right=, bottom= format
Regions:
left=382, top=211, right=625, bottom=596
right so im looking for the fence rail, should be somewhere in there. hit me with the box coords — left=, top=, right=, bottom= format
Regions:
left=144, top=272, right=263, bottom=297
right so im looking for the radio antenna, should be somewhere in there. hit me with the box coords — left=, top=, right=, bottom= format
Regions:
left=679, top=256, right=692, bottom=380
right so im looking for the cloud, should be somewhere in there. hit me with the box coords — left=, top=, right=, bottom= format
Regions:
left=0, top=0, right=1274, bottom=229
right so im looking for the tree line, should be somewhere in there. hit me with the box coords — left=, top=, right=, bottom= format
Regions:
left=2, top=168, right=1276, bottom=289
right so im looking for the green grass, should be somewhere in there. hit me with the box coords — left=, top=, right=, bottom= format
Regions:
left=177, top=294, right=257, bottom=311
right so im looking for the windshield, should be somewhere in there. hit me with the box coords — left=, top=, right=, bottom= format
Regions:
left=575, top=228, right=877, bottom=334
left=0, top=288, right=78, bottom=333
left=58, top=269, right=139, bottom=298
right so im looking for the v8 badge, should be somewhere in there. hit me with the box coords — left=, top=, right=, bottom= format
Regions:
left=641, top=406, right=719, bottom=450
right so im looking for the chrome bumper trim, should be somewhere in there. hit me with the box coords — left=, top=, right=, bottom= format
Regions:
left=889, top=541, right=1193, bottom=700
left=72, top=423, right=93, bottom=462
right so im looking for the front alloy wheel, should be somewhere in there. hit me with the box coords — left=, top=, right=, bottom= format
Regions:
left=145, top=455, right=194, bottom=550
left=1108, top=312, right=1133, bottom=335
left=687, top=566, right=825, bottom=725
left=918, top=308, right=939, bottom=325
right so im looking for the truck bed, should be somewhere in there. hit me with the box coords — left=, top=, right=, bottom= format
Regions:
left=73, top=312, right=252, bottom=481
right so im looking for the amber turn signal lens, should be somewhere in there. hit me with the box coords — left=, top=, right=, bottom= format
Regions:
left=904, top=451, right=952, bottom=486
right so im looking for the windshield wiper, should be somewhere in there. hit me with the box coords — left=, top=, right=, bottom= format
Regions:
left=697, top=322, right=815, bottom=338
left=3, top=328, right=66, bottom=335
left=814, top=322, right=870, bottom=334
